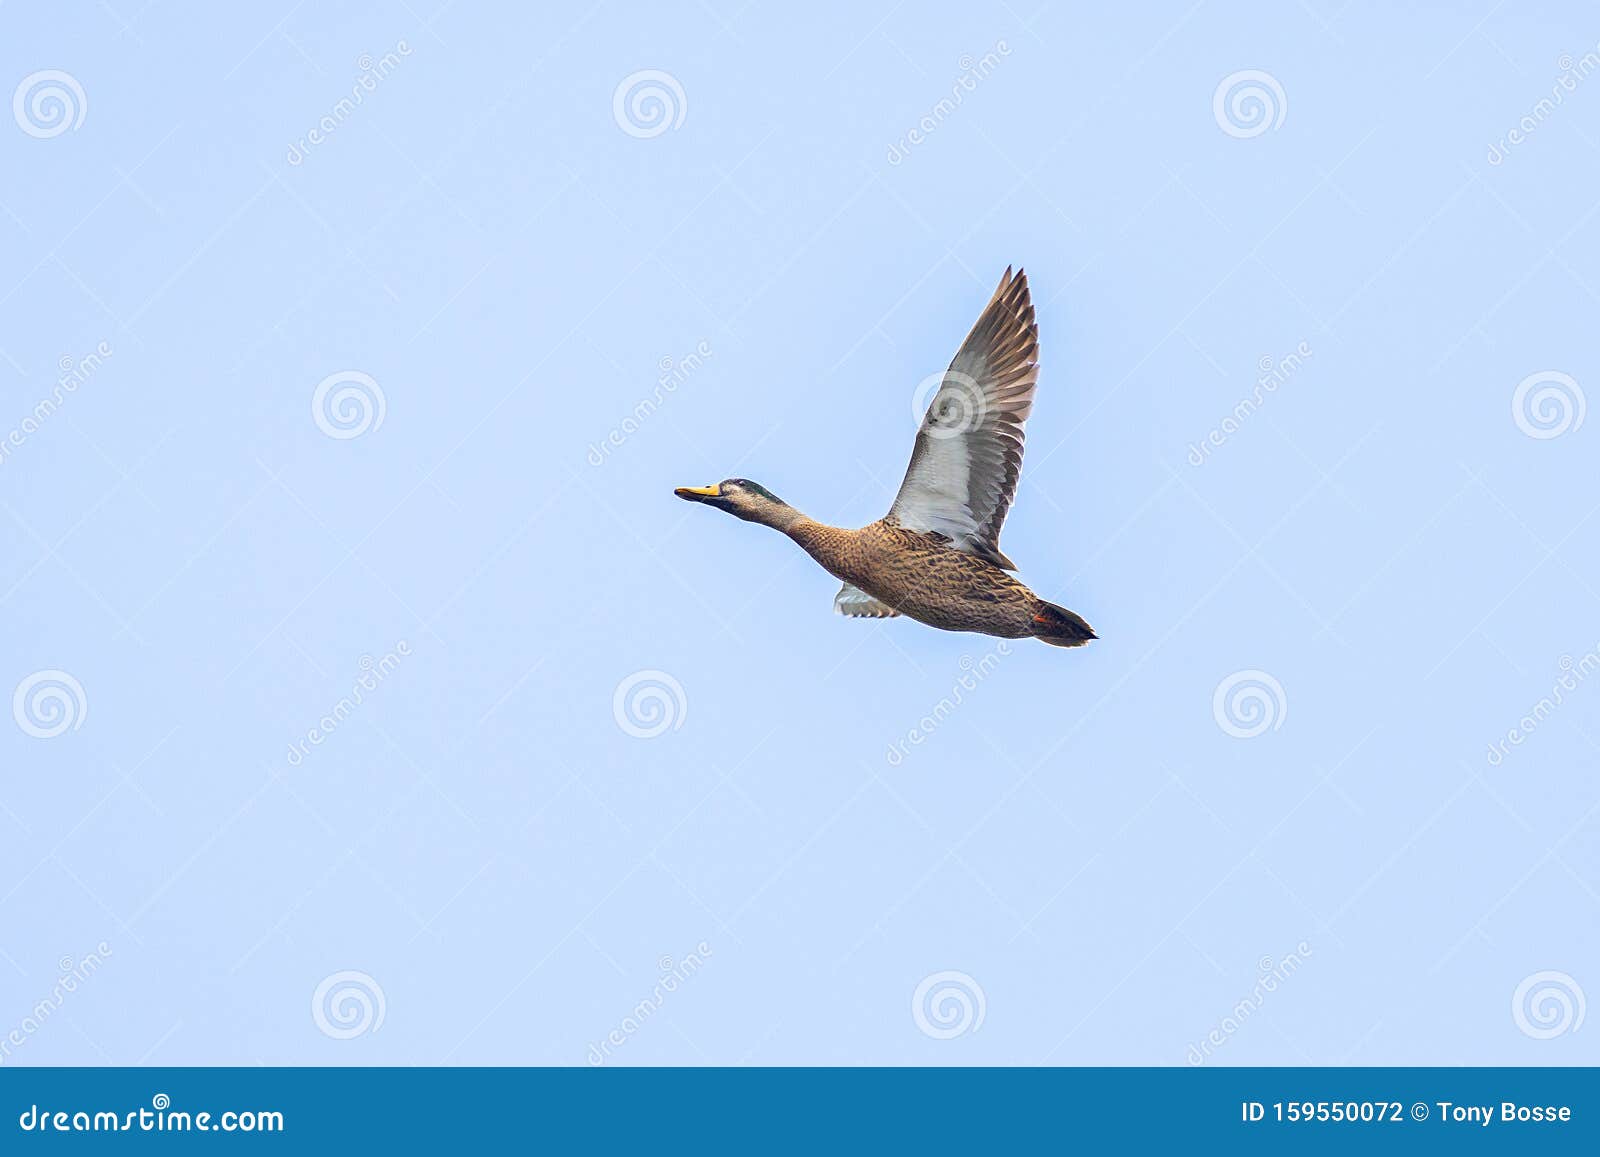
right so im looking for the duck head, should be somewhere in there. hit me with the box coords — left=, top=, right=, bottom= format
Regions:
left=674, top=478, right=798, bottom=529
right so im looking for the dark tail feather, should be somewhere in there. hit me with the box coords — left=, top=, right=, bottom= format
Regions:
left=1032, top=600, right=1096, bottom=648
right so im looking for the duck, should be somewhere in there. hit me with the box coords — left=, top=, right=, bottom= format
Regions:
left=675, top=267, right=1095, bottom=648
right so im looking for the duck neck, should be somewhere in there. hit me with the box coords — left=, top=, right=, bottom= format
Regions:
left=749, top=500, right=809, bottom=536
left=778, top=513, right=838, bottom=563
left=746, top=503, right=844, bottom=570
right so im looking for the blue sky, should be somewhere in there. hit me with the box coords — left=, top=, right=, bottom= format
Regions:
left=0, top=1, right=1596, bottom=1065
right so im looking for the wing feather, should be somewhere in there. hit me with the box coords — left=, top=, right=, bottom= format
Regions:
left=833, top=582, right=900, bottom=618
left=887, top=267, right=1039, bottom=569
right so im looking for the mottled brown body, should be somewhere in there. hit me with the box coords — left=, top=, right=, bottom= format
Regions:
left=789, top=517, right=1049, bottom=639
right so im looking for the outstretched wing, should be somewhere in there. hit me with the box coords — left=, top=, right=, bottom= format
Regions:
left=833, top=582, right=900, bottom=619
left=887, top=266, right=1038, bottom=570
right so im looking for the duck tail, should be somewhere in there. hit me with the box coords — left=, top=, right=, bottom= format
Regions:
left=1031, top=600, right=1096, bottom=648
